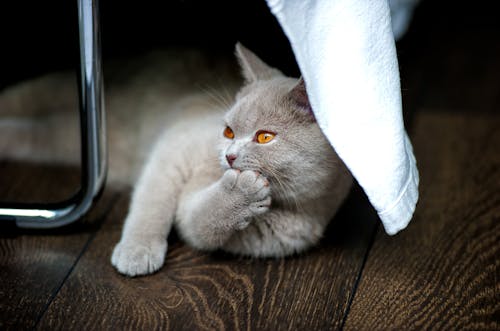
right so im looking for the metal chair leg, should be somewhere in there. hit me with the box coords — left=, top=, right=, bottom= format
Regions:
left=0, top=0, right=107, bottom=228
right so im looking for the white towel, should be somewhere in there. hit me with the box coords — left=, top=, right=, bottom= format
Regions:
left=266, top=0, right=419, bottom=235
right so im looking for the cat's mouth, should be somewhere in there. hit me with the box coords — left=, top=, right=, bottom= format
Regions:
left=220, top=155, right=270, bottom=178
left=223, top=161, right=266, bottom=177
left=228, top=164, right=262, bottom=173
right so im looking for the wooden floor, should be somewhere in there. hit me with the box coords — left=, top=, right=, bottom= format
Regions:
left=1, top=3, right=499, bottom=330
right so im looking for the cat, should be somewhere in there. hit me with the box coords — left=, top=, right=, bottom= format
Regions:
left=0, top=44, right=352, bottom=277
left=110, top=44, right=352, bottom=277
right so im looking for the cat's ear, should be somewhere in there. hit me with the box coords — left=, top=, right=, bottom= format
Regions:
left=288, top=77, right=316, bottom=121
left=235, top=42, right=283, bottom=83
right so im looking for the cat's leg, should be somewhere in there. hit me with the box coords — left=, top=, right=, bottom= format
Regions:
left=175, top=169, right=271, bottom=251
left=111, top=139, right=185, bottom=277
left=222, top=210, right=329, bottom=258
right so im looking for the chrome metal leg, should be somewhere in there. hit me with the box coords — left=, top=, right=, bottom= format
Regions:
left=0, top=0, right=107, bottom=228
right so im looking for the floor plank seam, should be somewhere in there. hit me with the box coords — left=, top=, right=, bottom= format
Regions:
left=32, top=192, right=122, bottom=329
left=339, top=222, right=379, bottom=331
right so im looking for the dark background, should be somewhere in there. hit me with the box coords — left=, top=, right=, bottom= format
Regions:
left=0, top=0, right=297, bottom=90
left=1, top=0, right=498, bottom=91
left=1, top=0, right=498, bottom=173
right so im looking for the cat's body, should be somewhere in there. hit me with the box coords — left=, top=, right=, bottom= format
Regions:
left=111, top=45, right=352, bottom=276
left=0, top=45, right=352, bottom=277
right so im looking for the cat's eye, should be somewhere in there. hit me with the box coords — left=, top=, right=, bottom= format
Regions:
left=223, top=126, right=235, bottom=139
left=255, top=131, right=276, bottom=144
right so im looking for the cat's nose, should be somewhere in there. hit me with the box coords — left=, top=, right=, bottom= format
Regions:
left=226, top=154, right=237, bottom=167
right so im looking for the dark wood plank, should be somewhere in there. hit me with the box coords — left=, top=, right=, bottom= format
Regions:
left=0, top=163, right=117, bottom=330
left=37, top=185, right=377, bottom=331
left=343, top=111, right=500, bottom=330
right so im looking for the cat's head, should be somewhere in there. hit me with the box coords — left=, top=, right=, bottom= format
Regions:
left=218, top=43, right=347, bottom=203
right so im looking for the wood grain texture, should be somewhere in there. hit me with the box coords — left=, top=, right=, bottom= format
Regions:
left=343, top=111, right=500, bottom=330
left=37, top=186, right=377, bottom=331
left=0, top=163, right=117, bottom=331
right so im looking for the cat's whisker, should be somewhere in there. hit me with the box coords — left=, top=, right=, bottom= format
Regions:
left=261, top=165, right=302, bottom=212
left=276, top=172, right=304, bottom=212
left=275, top=136, right=315, bottom=157
left=220, top=85, right=236, bottom=108
left=276, top=136, right=341, bottom=168
left=197, top=84, right=233, bottom=110
left=200, top=89, right=225, bottom=108
left=274, top=135, right=343, bottom=172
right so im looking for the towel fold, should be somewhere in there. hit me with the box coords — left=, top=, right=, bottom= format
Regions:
left=266, top=0, right=419, bottom=234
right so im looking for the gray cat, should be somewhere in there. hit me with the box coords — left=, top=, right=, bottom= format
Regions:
left=0, top=44, right=352, bottom=277
left=111, top=44, right=352, bottom=277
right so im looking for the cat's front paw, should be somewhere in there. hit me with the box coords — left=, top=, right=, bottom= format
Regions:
left=221, top=169, right=272, bottom=216
left=111, top=237, right=167, bottom=277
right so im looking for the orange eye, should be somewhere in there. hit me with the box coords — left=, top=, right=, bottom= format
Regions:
left=223, top=126, right=234, bottom=139
left=256, top=131, right=276, bottom=144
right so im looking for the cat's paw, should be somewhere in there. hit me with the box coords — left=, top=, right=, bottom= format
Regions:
left=221, top=169, right=271, bottom=216
left=111, top=237, right=167, bottom=277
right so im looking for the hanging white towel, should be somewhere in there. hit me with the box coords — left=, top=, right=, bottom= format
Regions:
left=266, top=0, right=419, bottom=234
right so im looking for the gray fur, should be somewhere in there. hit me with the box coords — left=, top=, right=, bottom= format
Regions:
left=112, top=44, right=352, bottom=276
left=0, top=45, right=352, bottom=277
